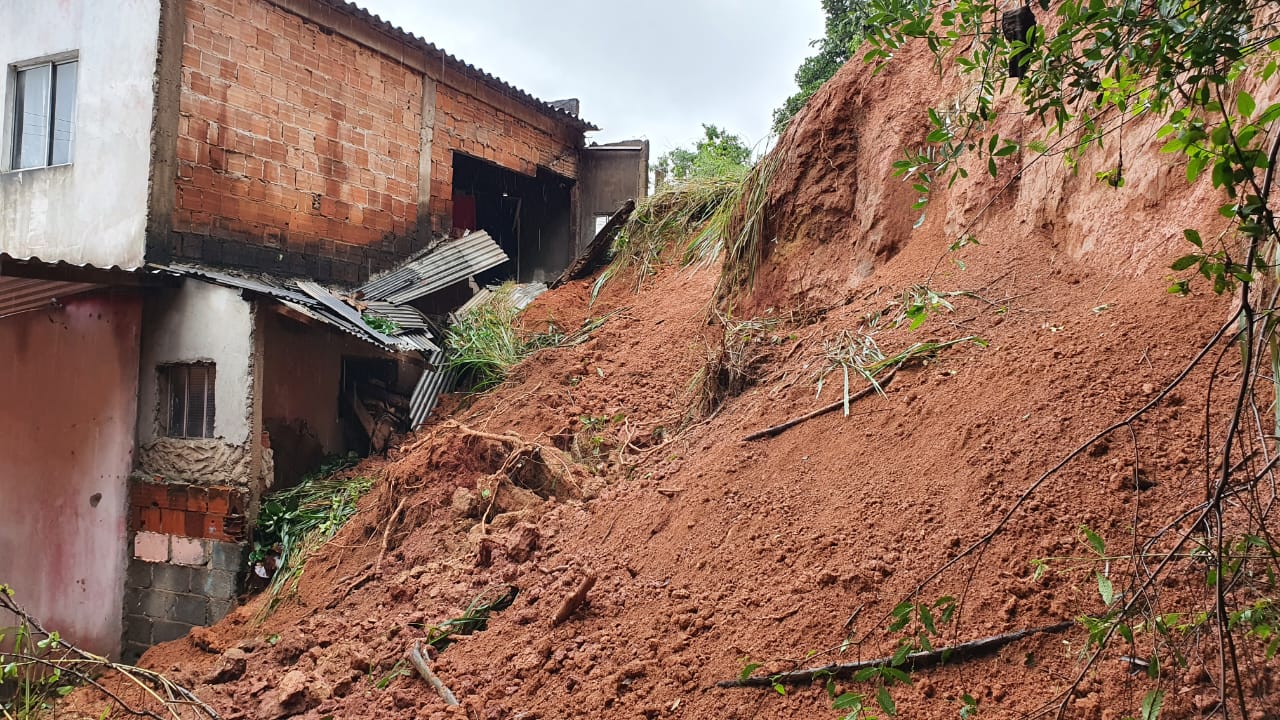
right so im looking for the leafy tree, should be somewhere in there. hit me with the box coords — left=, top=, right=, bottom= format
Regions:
left=655, top=124, right=753, bottom=184
left=773, top=0, right=928, bottom=133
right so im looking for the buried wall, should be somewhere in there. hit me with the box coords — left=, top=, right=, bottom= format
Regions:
left=0, top=290, right=142, bottom=658
left=123, top=280, right=263, bottom=659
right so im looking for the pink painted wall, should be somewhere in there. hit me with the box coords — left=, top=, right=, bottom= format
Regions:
left=0, top=289, right=142, bottom=658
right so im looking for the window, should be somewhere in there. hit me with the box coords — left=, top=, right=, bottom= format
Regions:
left=11, top=58, right=77, bottom=170
left=160, top=363, right=216, bottom=439
left=593, top=214, right=611, bottom=236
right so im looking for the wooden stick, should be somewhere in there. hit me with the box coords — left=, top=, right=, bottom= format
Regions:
left=552, top=573, right=597, bottom=626
left=716, top=621, right=1072, bottom=688
left=742, top=368, right=898, bottom=441
left=407, top=640, right=460, bottom=706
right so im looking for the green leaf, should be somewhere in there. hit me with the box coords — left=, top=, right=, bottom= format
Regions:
left=1139, top=689, right=1164, bottom=720
left=854, top=667, right=880, bottom=682
left=1238, top=92, right=1255, bottom=119
left=1183, top=229, right=1203, bottom=248
left=877, top=685, right=897, bottom=716
left=1080, top=525, right=1105, bottom=555
left=1171, top=255, right=1200, bottom=271
left=833, top=692, right=865, bottom=711
left=1097, top=572, right=1115, bottom=606
left=772, top=681, right=787, bottom=695
left=740, top=662, right=761, bottom=681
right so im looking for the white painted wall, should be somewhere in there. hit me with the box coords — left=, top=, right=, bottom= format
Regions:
left=138, top=281, right=255, bottom=445
left=0, top=0, right=160, bottom=269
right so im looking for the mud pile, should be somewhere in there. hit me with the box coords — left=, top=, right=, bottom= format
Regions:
left=72, top=38, right=1270, bottom=720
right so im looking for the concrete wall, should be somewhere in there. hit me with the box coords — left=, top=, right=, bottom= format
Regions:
left=0, top=0, right=160, bottom=269
left=576, top=141, right=649, bottom=254
left=0, top=290, right=142, bottom=658
left=136, top=280, right=259, bottom=486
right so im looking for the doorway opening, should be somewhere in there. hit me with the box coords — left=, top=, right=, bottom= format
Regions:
left=450, top=153, right=575, bottom=284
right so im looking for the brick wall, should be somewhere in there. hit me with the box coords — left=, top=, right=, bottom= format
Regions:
left=159, top=0, right=586, bottom=284
left=170, top=0, right=424, bottom=283
left=122, top=478, right=250, bottom=659
left=426, top=66, right=582, bottom=234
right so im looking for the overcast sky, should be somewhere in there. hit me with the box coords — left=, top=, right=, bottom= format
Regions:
left=356, top=1, right=826, bottom=158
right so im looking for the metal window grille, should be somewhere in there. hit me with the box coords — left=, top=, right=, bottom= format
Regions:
left=161, top=363, right=216, bottom=439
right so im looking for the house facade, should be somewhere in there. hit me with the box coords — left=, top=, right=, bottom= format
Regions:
left=0, top=0, right=646, bottom=660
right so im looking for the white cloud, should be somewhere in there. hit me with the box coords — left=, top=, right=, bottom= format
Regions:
left=355, top=0, right=825, bottom=156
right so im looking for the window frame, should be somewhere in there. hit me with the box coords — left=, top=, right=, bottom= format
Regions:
left=158, top=362, right=217, bottom=440
left=6, top=51, right=78, bottom=172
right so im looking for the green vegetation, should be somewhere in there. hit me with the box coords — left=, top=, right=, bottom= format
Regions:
left=1, top=584, right=216, bottom=719
left=445, top=286, right=619, bottom=391
left=654, top=124, right=752, bottom=185
left=249, top=456, right=373, bottom=610
left=773, top=0, right=928, bottom=133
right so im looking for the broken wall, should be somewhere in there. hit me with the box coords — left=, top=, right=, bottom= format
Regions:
left=0, top=291, right=142, bottom=658
left=575, top=141, right=649, bottom=254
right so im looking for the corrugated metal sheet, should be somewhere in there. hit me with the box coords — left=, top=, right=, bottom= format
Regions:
left=358, top=231, right=509, bottom=304
left=451, top=282, right=547, bottom=322
left=156, top=264, right=438, bottom=355
left=363, top=301, right=430, bottom=329
left=409, top=349, right=457, bottom=429
left=0, top=277, right=97, bottom=319
left=160, top=264, right=312, bottom=304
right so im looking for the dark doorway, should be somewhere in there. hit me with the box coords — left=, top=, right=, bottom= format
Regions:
left=451, top=153, right=575, bottom=284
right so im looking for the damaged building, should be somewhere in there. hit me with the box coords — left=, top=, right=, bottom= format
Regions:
left=0, top=0, right=647, bottom=660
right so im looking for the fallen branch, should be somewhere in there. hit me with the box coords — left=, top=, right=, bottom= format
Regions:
left=552, top=573, right=597, bottom=626
left=406, top=641, right=459, bottom=706
left=743, top=368, right=898, bottom=441
left=716, top=621, right=1072, bottom=688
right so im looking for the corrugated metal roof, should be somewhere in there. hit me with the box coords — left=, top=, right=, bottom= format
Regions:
left=155, top=264, right=439, bottom=355
left=0, top=251, right=146, bottom=273
left=313, top=0, right=599, bottom=132
left=0, top=277, right=98, bottom=319
left=451, top=282, right=547, bottom=321
left=409, top=348, right=457, bottom=429
left=363, top=301, right=430, bottom=329
left=358, top=231, right=509, bottom=304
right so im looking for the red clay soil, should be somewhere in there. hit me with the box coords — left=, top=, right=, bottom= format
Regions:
left=66, top=38, right=1278, bottom=720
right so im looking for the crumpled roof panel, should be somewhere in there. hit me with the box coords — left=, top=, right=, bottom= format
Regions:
left=358, top=231, right=509, bottom=304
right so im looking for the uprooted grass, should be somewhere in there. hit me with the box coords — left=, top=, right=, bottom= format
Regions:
left=593, top=150, right=783, bottom=306
left=592, top=176, right=740, bottom=300
left=446, top=286, right=624, bottom=393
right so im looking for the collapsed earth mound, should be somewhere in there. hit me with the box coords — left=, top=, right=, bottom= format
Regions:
left=70, top=34, right=1269, bottom=720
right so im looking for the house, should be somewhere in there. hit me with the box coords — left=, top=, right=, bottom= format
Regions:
left=0, top=0, right=647, bottom=660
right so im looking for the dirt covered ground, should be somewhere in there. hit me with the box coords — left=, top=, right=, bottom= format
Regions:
left=67, top=37, right=1277, bottom=720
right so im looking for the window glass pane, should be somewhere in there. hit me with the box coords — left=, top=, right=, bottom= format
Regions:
left=15, top=64, right=51, bottom=169
left=51, top=61, right=76, bottom=165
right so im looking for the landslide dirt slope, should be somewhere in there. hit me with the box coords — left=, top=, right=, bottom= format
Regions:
left=77, top=40, right=1271, bottom=720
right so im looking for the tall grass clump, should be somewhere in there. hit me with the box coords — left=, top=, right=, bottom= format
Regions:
left=593, top=148, right=782, bottom=302
left=593, top=176, right=741, bottom=300
left=445, top=287, right=527, bottom=392
left=446, top=285, right=616, bottom=392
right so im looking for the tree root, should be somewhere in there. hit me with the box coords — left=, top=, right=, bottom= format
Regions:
left=445, top=420, right=583, bottom=499
left=552, top=573, right=597, bottom=626
left=716, top=621, right=1071, bottom=688
left=406, top=640, right=459, bottom=706
left=743, top=368, right=898, bottom=441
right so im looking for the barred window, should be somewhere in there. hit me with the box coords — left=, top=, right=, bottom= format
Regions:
left=160, top=363, right=216, bottom=438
